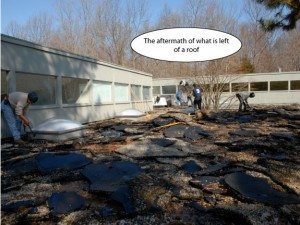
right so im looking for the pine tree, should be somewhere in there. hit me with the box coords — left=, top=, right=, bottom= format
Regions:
left=240, top=57, right=255, bottom=73
left=256, top=0, right=300, bottom=31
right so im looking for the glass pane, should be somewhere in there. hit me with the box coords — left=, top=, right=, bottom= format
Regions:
left=153, top=86, right=160, bottom=95
left=291, top=80, right=300, bottom=90
left=143, top=86, right=151, bottom=100
left=93, top=81, right=112, bottom=103
left=201, top=84, right=210, bottom=91
left=62, top=77, right=90, bottom=104
left=250, top=82, right=268, bottom=91
left=232, top=83, right=248, bottom=92
left=270, top=81, right=288, bottom=91
left=115, top=83, right=129, bottom=102
left=162, top=85, right=176, bottom=94
left=1, top=70, right=8, bottom=95
left=131, top=85, right=141, bottom=101
left=16, top=72, right=56, bottom=105
left=212, top=83, right=230, bottom=92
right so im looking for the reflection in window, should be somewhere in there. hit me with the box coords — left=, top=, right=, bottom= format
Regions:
left=131, top=85, right=141, bottom=101
left=62, top=77, right=90, bottom=104
left=1, top=70, right=8, bottom=95
left=221, top=83, right=230, bottom=92
left=143, top=86, right=151, bottom=100
left=201, top=84, right=210, bottom=92
left=115, top=83, right=129, bottom=102
left=250, top=82, right=268, bottom=91
left=162, top=85, right=176, bottom=94
left=270, top=81, right=288, bottom=91
left=153, top=86, right=161, bottom=95
left=212, top=83, right=230, bottom=92
left=16, top=72, right=56, bottom=105
left=93, top=81, right=112, bottom=104
left=291, top=80, right=300, bottom=90
left=232, top=82, right=248, bottom=92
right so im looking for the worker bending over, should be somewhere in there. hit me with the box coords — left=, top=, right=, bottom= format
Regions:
left=236, top=92, right=255, bottom=112
left=1, top=91, right=38, bottom=145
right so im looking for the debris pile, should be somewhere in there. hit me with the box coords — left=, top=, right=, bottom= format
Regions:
left=1, top=106, right=300, bottom=225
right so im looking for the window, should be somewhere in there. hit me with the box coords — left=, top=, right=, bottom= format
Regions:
left=250, top=82, right=268, bottom=91
left=143, top=86, right=151, bottom=100
left=232, top=82, right=248, bottom=92
left=201, top=84, right=210, bottom=92
left=131, top=85, right=141, bottom=101
left=115, top=83, right=129, bottom=102
left=153, top=86, right=161, bottom=95
left=291, top=80, right=300, bottom=90
left=62, top=77, right=90, bottom=104
left=93, top=81, right=112, bottom=104
left=16, top=72, right=56, bottom=105
left=1, top=70, right=8, bottom=95
left=270, top=81, right=288, bottom=91
left=221, top=83, right=230, bottom=92
left=162, top=85, right=176, bottom=94
left=212, top=83, right=230, bottom=92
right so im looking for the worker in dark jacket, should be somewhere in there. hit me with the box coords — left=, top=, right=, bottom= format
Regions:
left=236, top=92, right=255, bottom=112
left=1, top=91, right=38, bottom=145
left=192, top=83, right=202, bottom=110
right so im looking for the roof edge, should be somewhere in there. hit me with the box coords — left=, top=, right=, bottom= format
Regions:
left=1, top=34, right=152, bottom=77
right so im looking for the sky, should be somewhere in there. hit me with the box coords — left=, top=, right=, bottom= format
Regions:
left=1, top=0, right=245, bottom=33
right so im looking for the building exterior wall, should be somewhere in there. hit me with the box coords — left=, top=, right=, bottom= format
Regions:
left=153, top=72, right=300, bottom=106
left=1, top=35, right=153, bottom=138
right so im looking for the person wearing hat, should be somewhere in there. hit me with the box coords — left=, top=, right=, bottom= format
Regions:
left=1, top=91, right=38, bottom=145
left=235, top=92, right=255, bottom=112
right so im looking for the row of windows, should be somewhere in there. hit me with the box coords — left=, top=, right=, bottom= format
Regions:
left=154, top=80, right=300, bottom=95
left=1, top=71, right=151, bottom=105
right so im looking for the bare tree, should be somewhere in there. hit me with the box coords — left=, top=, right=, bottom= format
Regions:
left=273, top=27, right=300, bottom=71
left=4, top=0, right=299, bottom=78
left=240, top=0, right=277, bottom=72
left=54, top=0, right=80, bottom=53
left=5, top=21, right=26, bottom=39
left=5, top=13, right=53, bottom=46
left=192, top=57, right=242, bottom=111
left=100, top=0, right=149, bottom=66
left=181, top=0, right=208, bottom=27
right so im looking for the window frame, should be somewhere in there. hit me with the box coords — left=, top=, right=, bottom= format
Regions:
left=143, top=86, right=151, bottom=101
left=115, top=82, right=130, bottom=103
left=61, top=76, right=91, bottom=105
left=152, top=86, right=161, bottom=95
left=130, top=84, right=142, bottom=102
left=270, top=81, right=288, bottom=91
left=16, top=72, right=58, bottom=106
left=290, top=80, right=300, bottom=91
left=92, top=80, right=113, bottom=105
left=231, top=82, right=249, bottom=92
left=162, top=85, right=177, bottom=94
left=1, top=70, right=9, bottom=95
left=250, top=82, right=268, bottom=92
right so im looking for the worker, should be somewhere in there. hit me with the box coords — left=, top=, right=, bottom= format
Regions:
left=236, top=92, right=255, bottom=112
left=1, top=91, right=38, bottom=145
left=192, top=83, right=202, bottom=110
left=154, top=95, right=160, bottom=104
left=179, top=79, right=188, bottom=86
left=175, top=89, right=183, bottom=106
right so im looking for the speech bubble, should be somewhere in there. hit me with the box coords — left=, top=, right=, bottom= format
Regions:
left=131, top=28, right=242, bottom=62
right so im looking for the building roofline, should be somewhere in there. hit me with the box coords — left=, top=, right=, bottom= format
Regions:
left=1, top=34, right=153, bottom=77
left=153, top=71, right=300, bottom=80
